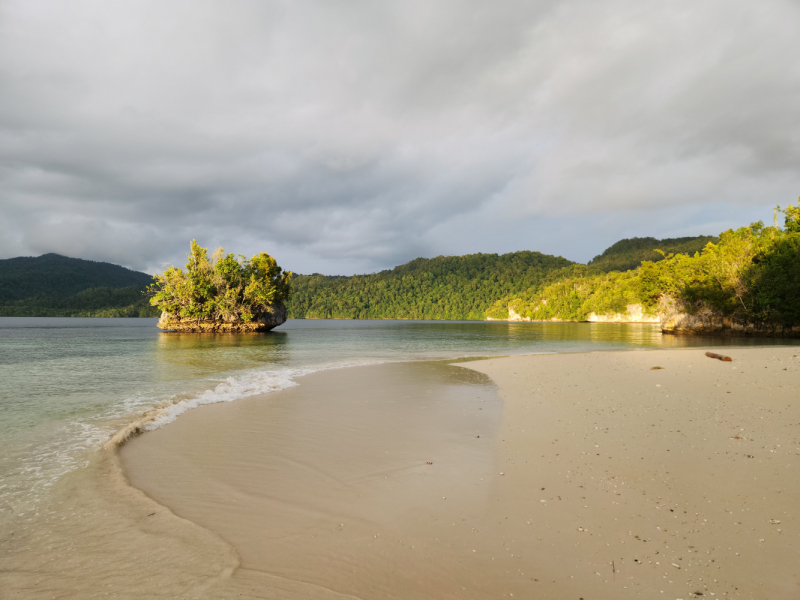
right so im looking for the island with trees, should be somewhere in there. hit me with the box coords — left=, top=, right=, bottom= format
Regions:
left=148, top=241, right=292, bottom=332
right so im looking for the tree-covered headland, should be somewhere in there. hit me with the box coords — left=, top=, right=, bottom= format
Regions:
left=149, top=241, right=292, bottom=331
left=486, top=200, right=800, bottom=335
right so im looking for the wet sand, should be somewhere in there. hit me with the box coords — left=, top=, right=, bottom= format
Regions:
left=119, top=361, right=503, bottom=598
left=0, top=442, right=240, bottom=599
left=3, top=347, right=799, bottom=599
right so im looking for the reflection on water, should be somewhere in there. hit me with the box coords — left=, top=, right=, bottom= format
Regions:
left=154, top=329, right=290, bottom=379
left=0, top=316, right=797, bottom=515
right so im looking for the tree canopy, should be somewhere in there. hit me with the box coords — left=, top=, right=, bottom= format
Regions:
left=287, top=251, right=573, bottom=320
left=587, top=235, right=717, bottom=273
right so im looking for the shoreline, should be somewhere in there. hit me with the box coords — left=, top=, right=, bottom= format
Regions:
left=120, top=345, right=800, bottom=599
left=3, top=345, right=798, bottom=598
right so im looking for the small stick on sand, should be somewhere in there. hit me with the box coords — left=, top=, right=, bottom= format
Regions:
left=705, top=351, right=732, bottom=362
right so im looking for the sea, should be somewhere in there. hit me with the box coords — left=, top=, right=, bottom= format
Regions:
left=1, top=316, right=795, bottom=522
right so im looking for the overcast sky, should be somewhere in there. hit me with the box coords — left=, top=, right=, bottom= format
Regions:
left=1, top=0, right=798, bottom=275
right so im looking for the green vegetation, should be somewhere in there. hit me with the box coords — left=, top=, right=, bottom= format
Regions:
left=287, top=252, right=573, bottom=320
left=149, top=241, right=292, bottom=323
left=4, top=202, right=797, bottom=330
left=0, top=286, right=158, bottom=317
left=491, top=200, right=800, bottom=327
left=638, top=206, right=800, bottom=326
left=484, top=265, right=646, bottom=321
left=287, top=237, right=723, bottom=322
left=588, top=235, right=717, bottom=272
left=0, top=254, right=158, bottom=317
left=0, top=253, right=152, bottom=304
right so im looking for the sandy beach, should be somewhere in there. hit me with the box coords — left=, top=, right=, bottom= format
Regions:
left=465, top=347, right=800, bottom=599
left=3, top=346, right=799, bottom=599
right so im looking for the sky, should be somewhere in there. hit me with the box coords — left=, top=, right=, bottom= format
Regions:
left=1, top=0, right=799, bottom=275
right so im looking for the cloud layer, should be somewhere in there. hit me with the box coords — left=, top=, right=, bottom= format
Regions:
left=1, top=0, right=798, bottom=273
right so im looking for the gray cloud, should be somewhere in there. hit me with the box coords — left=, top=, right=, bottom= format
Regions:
left=1, top=0, right=798, bottom=274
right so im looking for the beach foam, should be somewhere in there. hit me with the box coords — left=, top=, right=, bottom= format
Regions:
left=105, top=359, right=384, bottom=448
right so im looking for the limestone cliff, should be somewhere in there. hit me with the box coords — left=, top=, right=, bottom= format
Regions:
left=157, top=304, right=287, bottom=333
left=491, top=298, right=799, bottom=336
left=659, top=297, right=800, bottom=338
left=487, top=304, right=657, bottom=324
left=507, top=307, right=531, bottom=322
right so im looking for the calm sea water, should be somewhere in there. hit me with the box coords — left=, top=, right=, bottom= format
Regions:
left=0, top=316, right=795, bottom=516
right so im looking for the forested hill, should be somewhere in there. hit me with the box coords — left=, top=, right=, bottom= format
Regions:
left=0, top=254, right=158, bottom=317
left=287, top=251, right=573, bottom=320
left=588, top=235, right=717, bottom=272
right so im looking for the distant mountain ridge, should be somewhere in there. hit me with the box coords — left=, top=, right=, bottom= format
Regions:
left=0, top=253, right=152, bottom=303
left=0, top=254, right=157, bottom=317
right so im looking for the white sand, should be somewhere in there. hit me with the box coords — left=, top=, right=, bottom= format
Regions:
left=463, top=347, right=800, bottom=599
left=3, top=347, right=798, bottom=599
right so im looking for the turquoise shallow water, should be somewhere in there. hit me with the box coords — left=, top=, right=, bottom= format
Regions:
left=0, top=316, right=796, bottom=516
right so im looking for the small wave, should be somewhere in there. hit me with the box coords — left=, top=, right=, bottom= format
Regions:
left=2, top=358, right=385, bottom=513
left=104, top=358, right=382, bottom=448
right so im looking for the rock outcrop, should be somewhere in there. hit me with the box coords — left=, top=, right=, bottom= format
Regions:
left=507, top=307, right=530, bottom=322
left=488, top=304, right=657, bottom=324
left=659, top=298, right=800, bottom=337
left=487, top=297, right=799, bottom=337
left=157, top=304, right=287, bottom=333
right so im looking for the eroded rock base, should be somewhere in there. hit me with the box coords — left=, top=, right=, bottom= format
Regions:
left=157, top=305, right=287, bottom=333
